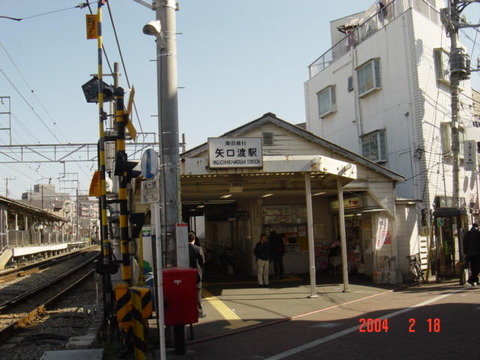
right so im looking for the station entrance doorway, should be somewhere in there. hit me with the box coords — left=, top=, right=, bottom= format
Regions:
left=184, top=206, right=249, bottom=277
left=432, top=207, right=468, bottom=279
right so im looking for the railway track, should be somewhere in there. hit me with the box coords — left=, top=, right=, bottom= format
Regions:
left=0, top=251, right=100, bottom=344
left=0, top=245, right=100, bottom=283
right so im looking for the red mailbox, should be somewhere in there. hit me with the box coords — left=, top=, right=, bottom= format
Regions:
left=162, top=267, right=199, bottom=325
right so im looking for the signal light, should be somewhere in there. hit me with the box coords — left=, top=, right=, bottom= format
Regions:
left=81, top=76, right=115, bottom=103
left=130, top=213, right=145, bottom=239
left=114, top=151, right=141, bottom=181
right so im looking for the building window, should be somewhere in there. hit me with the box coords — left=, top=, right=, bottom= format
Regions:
left=357, top=59, right=381, bottom=97
left=347, top=76, right=354, bottom=92
left=361, top=130, right=387, bottom=163
left=440, top=122, right=465, bottom=158
left=317, top=85, right=336, bottom=118
left=434, top=48, right=450, bottom=85
left=262, top=132, right=274, bottom=146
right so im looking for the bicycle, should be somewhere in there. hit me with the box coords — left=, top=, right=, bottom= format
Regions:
left=406, top=253, right=425, bottom=284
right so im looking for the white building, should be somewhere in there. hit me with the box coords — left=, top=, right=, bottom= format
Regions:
left=180, top=113, right=405, bottom=281
left=304, top=0, right=480, bottom=278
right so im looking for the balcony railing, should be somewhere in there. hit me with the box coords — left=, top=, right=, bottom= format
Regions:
left=308, top=0, right=440, bottom=78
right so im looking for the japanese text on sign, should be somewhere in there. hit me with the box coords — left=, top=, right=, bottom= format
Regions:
left=141, top=179, right=159, bottom=204
left=208, top=137, right=263, bottom=168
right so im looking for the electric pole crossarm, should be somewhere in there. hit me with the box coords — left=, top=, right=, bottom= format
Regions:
left=25, top=145, right=57, bottom=162
left=57, top=145, right=88, bottom=163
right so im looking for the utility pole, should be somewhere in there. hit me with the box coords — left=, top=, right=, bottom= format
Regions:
left=156, top=0, right=181, bottom=266
left=92, top=0, right=114, bottom=320
left=448, top=0, right=461, bottom=209
left=4, top=177, right=15, bottom=197
left=441, top=0, right=479, bottom=284
left=442, top=0, right=475, bottom=208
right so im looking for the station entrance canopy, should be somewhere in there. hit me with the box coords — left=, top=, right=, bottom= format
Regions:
left=180, top=155, right=357, bottom=204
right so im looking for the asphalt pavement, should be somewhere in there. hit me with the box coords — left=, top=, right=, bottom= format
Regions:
left=150, top=274, right=479, bottom=360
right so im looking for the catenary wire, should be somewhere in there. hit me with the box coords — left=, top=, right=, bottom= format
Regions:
left=0, top=42, right=71, bottom=144
left=106, top=1, right=144, bottom=135
left=0, top=69, right=63, bottom=143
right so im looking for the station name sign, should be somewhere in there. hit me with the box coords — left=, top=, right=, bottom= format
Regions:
left=208, top=137, right=263, bottom=169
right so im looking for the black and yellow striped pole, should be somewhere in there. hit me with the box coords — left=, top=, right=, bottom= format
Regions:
left=131, top=286, right=152, bottom=360
left=114, top=87, right=132, bottom=285
left=114, top=283, right=132, bottom=335
left=95, top=0, right=114, bottom=317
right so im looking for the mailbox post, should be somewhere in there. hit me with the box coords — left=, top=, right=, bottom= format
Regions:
left=163, top=268, right=199, bottom=354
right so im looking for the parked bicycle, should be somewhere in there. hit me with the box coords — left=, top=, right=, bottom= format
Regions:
left=406, top=253, right=425, bottom=284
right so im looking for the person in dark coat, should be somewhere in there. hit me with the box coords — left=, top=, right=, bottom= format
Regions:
left=189, top=232, right=206, bottom=316
left=269, top=229, right=285, bottom=279
left=190, top=230, right=201, bottom=246
left=463, top=223, right=480, bottom=286
left=254, top=233, right=270, bottom=287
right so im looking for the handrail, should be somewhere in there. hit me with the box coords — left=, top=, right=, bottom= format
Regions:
left=308, top=0, right=440, bottom=78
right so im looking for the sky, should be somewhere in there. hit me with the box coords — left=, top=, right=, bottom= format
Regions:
left=0, top=0, right=478, bottom=200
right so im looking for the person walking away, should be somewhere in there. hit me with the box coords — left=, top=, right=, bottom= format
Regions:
left=188, top=232, right=206, bottom=317
left=269, top=229, right=285, bottom=279
left=328, top=237, right=341, bottom=276
left=254, top=233, right=270, bottom=287
left=190, top=230, right=201, bottom=246
left=463, top=223, right=480, bottom=287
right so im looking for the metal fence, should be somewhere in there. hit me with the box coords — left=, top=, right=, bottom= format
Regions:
left=6, top=230, right=75, bottom=247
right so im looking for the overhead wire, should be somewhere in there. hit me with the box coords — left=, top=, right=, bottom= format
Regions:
left=0, top=137, right=54, bottom=187
left=0, top=42, right=71, bottom=144
left=0, top=68, right=62, bottom=143
left=106, top=1, right=145, bottom=135
left=1, top=4, right=90, bottom=22
left=0, top=3, right=100, bottom=194
left=18, top=6, right=81, bottom=21
left=85, top=1, right=114, bottom=74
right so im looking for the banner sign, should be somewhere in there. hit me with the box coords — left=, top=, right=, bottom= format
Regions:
left=464, top=140, right=477, bottom=171
left=375, top=217, right=389, bottom=251
left=86, top=14, right=98, bottom=40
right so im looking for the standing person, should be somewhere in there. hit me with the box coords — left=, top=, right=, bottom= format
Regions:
left=269, top=229, right=285, bottom=279
left=188, top=232, right=206, bottom=317
left=254, top=233, right=270, bottom=287
left=190, top=230, right=201, bottom=246
left=463, top=223, right=480, bottom=287
left=328, top=236, right=341, bottom=276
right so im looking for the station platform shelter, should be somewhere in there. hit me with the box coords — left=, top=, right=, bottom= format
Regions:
left=0, top=196, right=78, bottom=270
left=178, top=113, right=406, bottom=281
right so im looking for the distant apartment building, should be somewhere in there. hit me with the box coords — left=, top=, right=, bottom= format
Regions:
left=21, top=184, right=71, bottom=215
left=304, top=0, right=480, bottom=277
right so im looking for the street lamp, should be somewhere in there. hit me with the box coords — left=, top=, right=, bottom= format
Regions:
left=143, top=1, right=181, bottom=356
left=143, top=20, right=161, bottom=35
